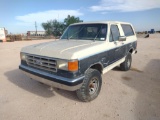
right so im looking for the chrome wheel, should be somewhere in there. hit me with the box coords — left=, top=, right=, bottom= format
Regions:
left=89, top=77, right=99, bottom=95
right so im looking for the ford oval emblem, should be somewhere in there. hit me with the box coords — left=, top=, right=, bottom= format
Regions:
left=35, top=60, right=42, bottom=65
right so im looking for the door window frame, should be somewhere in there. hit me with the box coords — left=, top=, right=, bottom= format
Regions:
left=109, top=24, right=120, bottom=42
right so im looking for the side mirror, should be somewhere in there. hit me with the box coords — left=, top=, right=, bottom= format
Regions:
left=119, top=36, right=126, bottom=41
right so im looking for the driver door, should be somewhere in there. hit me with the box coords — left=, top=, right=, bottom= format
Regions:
left=108, top=24, right=124, bottom=64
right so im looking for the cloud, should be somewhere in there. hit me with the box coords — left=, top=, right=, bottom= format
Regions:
left=15, top=10, right=83, bottom=25
left=90, top=0, right=160, bottom=12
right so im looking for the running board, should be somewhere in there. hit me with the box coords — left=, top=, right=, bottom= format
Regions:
left=102, top=57, right=125, bottom=74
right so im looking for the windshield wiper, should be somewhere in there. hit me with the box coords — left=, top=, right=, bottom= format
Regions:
left=93, top=26, right=102, bottom=42
left=68, top=25, right=85, bottom=40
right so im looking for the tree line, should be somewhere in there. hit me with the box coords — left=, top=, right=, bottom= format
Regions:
left=41, top=15, right=83, bottom=37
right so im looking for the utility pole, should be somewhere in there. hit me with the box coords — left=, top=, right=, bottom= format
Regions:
left=35, top=21, right=37, bottom=36
left=58, top=14, right=59, bottom=22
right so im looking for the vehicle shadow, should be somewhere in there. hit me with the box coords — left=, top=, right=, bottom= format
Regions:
left=4, top=69, right=54, bottom=98
left=4, top=69, right=80, bottom=101
left=53, top=88, right=79, bottom=102
left=121, top=59, right=160, bottom=120
left=112, top=66, right=121, bottom=71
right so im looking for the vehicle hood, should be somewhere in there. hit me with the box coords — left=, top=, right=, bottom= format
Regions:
left=21, top=40, right=106, bottom=60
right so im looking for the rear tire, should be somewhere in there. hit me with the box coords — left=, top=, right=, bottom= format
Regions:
left=120, top=53, right=132, bottom=71
left=76, top=68, right=102, bottom=102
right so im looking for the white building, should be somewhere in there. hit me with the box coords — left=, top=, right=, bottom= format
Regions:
left=0, top=27, right=6, bottom=42
left=27, top=31, right=45, bottom=36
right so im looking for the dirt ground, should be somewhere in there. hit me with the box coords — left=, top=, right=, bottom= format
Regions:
left=0, top=35, right=160, bottom=120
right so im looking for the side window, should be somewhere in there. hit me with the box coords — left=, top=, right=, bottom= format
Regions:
left=109, top=25, right=120, bottom=42
left=109, top=32, right=113, bottom=42
left=121, top=24, right=134, bottom=36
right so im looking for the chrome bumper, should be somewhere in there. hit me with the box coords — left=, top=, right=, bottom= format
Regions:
left=19, top=65, right=84, bottom=91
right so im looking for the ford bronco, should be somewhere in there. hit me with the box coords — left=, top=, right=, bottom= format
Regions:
left=19, top=21, right=137, bottom=102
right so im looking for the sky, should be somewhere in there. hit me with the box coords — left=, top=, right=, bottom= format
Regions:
left=0, top=0, right=160, bottom=34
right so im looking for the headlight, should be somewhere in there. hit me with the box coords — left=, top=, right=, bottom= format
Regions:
left=20, top=53, right=26, bottom=61
left=57, top=59, right=78, bottom=72
left=57, top=60, right=68, bottom=70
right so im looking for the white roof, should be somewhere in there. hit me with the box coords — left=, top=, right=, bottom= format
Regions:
left=72, top=21, right=131, bottom=25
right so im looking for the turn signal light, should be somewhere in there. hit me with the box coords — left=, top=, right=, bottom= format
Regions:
left=68, top=60, right=78, bottom=71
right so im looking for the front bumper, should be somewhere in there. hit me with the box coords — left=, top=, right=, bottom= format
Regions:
left=19, top=65, right=84, bottom=91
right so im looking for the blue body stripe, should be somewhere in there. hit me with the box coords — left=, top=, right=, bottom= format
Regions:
left=79, top=41, right=137, bottom=74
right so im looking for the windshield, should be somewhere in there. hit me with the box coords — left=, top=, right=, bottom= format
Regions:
left=61, top=24, right=107, bottom=41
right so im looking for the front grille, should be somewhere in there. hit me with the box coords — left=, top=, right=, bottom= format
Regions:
left=26, top=54, right=57, bottom=72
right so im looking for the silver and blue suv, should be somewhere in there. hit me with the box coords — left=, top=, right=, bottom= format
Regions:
left=19, top=21, right=137, bottom=102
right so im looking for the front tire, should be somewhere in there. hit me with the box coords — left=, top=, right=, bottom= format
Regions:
left=76, top=69, right=102, bottom=102
left=120, top=53, right=132, bottom=71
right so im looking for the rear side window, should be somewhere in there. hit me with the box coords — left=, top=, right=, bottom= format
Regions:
left=121, top=24, right=134, bottom=36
